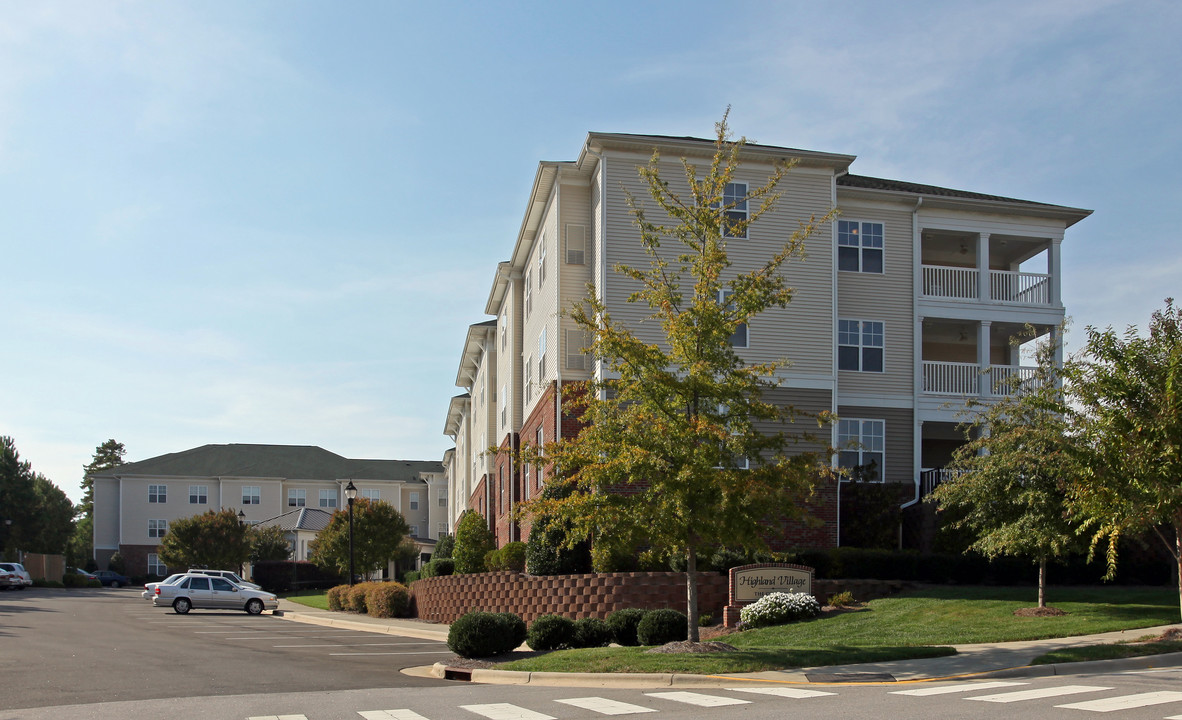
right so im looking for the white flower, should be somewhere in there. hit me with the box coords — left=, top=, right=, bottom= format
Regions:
left=738, top=591, right=821, bottom=628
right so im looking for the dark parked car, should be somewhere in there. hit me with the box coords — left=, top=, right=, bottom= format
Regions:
left=93, top=570, right=131, bottom=588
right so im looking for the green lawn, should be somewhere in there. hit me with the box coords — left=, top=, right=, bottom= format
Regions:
left=283, top=589, right=329, bottom=610
left=500, top=586, right=1179, bottom=674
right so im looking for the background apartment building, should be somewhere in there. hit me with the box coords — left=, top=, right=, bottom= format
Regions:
left=91, top=443, right=446, bottom=576
left=442, top=133, right=1090, bottom=549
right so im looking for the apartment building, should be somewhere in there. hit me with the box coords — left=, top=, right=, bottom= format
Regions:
left=91, top=443, right=447, bottom=575
left=442, top=132, right=1091, bottom=549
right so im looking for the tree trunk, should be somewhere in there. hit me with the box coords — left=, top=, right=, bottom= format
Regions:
left=686, top=546, right=700, bottom=643
left=1038, top=556, right=1047, bottom=608
left=1174, top=517, right=1182, bottom=623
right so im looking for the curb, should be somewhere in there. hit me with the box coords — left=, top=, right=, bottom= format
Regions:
left=979, top=651, right=1182, bottom=679
left=274, top=609, right=450, bottom=642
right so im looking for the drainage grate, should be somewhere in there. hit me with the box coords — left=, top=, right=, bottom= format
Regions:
left=443, top=667, right=473, bottom=682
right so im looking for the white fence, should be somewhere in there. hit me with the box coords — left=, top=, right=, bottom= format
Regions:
left=921, top=265, right=1051, bottom=305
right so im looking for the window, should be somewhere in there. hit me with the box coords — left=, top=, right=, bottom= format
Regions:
left=838, top=220, right=884, bottom=273
left=500, top=312, right=508, bottom=351
left=187, top=576, right=210, bottom=591
left=838, top=319, right=884, bottom=372
left=438, top=488, right=447, bottom=507
left=718, top=290, right=748, bottom=348
left=148, top=485, right=166, bottom=503
left=524, top=354, right=532, bottom=394
left=535, top=427, right=544, bottom=489
left=566, top=224, right=586, bottom=264
left=288, top=489, right=306, bottom=507
left=319, top=489, right=337, bottom=508
left=212, top=577, right=235, bottom=591
left=709, top=182, right=748, bottom=238
left=147, top=554, right=167, bottom=576
left=242, top=486, right=260, bottom=505
left=362, top=488, right=380, bottom=501
left=566, top=328, right=593, bottom=370
left=437, top=522, right=448, bottom=536
left=538, top=236, right=547, bottom=287
left=715, top=403, right=750, bottom=470
left=148, top=519, right=168, bottom=539
left=188, top=485, right=207, bottom=504
left=524, top=269, right=532, bottom=317
left=500, top=383, right=507, bottom=426
left=409, top=491, right=419, bottom=511
left=538, top=327, right=547, bottom=380
left=498, top=466, right=505, bottom=513
left=408, top=524, right=419, bottom=537
left=838, top=419, right=885, bottom=481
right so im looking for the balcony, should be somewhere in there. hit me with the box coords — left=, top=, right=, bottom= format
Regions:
left=922, top=265, right=1052, bottom=305
left=922, top=360, right=1038, bottom=396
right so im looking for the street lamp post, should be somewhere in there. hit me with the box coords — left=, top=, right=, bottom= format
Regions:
left=237, top=510, right=247, bottom=577
left=344, top=481, right=358, bottom=586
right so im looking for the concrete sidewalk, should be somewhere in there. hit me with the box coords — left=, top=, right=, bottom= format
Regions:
left=272, top=599, right=1181, bottom=687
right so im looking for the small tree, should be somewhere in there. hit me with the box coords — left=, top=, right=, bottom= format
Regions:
left=249, top=525, right=291, bottom=563
left=308, top=498, right=410, bottom=578
left=453, top=511, right=496, bottom=574
left=518, top=112, right=836, bottom=641
left=158, top=509, right=251, bottom=571
left=929, top=328, right=1081, bottom=608
left=433, top=533, right=455, bottom=559
left=1070, top=299, right=1182, bottom=620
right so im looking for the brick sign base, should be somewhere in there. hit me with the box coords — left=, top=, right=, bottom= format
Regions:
left=723, top=562, right=815, bottom=627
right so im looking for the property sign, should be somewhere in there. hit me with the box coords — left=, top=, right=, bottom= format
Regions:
left=729, top=563, right=814, bottom=603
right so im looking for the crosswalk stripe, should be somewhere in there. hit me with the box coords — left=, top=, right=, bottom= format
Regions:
left=358, top=711, right=432, bottom=720
left=460, top=703, right=555, bottom=720
left=1056, top=691, right=1182, bottom=712
left=554, top=697, right=657, bottom=715
left=892, top=681, right=1028, bottom=696
left=967, top=685, right=1112, bottom=703
left=644, top=691, right=751, bottom=707
left=727, top=686, right=836, bottom=698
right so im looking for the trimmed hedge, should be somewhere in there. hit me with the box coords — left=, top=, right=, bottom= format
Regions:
left=527, top=614, right=576, bottom=651
left=327, top=585, right=348, bottom=611
left=637, top=608, right=687, bottom=646
left=366, top=582, right=411, bottom=618
left=448, top=611, right=525, bottom=658
left=606, top=608, right=649, bottom=646
left=345, top=583, right=375, bottom=612
left=420, top=558, right=454, bottom=578
left=573, top=617, right=613, bottom=648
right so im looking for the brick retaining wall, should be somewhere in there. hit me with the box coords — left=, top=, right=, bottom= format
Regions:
left=410, top=571, right=911, bottom=624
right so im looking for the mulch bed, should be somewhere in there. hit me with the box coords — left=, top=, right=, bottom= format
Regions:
left=1012, top=606, right=1068, bottom=617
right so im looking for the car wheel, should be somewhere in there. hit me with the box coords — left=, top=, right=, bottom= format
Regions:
left=173, top=597, right=192, bottom=614
left=111, top=581, right=121, bottom=588
left=245, top=598, right=264, bottom=615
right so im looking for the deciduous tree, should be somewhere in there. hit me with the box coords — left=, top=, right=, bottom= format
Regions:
left=518, top=112, right=835, bottom=641
left=157, top=508, right=251, bottom=572
left=1069, top=299, right=1182, bottom=620
left=453, top=511, right=496, bottom=574
left=929, top=328, right=1082, bottom=608
left=308, top=498, right=409, bottom=578
left=249, top=525, right=291, bottom=563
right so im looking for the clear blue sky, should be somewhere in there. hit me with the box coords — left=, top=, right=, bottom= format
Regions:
left=2, top=1, right=1178, bottom=504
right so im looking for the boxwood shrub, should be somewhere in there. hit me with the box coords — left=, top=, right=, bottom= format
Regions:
left=573, top=617, right=613, bottom=648
left=606, top=608, right=649, bottom=646
left=527, top=614, right=576, bottom=651
left=447, top=611, right=524, bottom=658
left=636, top=608, right=687, bottom=645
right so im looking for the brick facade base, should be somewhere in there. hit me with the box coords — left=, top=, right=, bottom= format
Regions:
left=410, top=571, right=912, bottom=624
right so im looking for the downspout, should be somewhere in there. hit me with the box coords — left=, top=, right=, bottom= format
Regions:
left=584, top=145, right=608, bottom=402
left=901, top=196, right=925, bottom=511
left=555, top=180, right=563, bottom=449
left=832, top=170, right=842, bottom=547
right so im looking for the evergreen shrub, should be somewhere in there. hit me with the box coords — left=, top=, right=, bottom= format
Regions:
left=636, top=608, right=687, bottom=645
left=497, top=612, right=528, bottom=649
left=365, top=582, right=411, bottom=618
left=527, top=614, right=576, bottom=651
left=606, top=608, right=649, bottom=646
left=447, top=611, right=523, bottom=658
left=572, top=617, right=613, bottom=648
left=327, top=584, right=349, bottom=611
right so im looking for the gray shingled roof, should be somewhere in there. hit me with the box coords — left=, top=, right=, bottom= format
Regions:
left=94, top=443, right=442, bottom=481
left=838, top=174, right=1061, bottom=208
left=256, top=507, right=335, bottom=532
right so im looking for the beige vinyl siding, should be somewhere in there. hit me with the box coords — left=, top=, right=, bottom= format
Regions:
left=835, top=199, right=916, bottom=398
left=521, top=194, right=559, bottom=421
left=754, top=387, right=834, bottom=456
left=221, top=480, right=284, bottom=523
left=836, top=405, right=914, bottom=484
left=93, top=477, right=119, bottom=549
left=600, top=150, right=836, bottom=377
left=559, top=180, right=594, bottom=380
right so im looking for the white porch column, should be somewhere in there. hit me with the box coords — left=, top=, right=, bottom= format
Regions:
left=977, top=233, right=990, bottom=301
left=978, top=320, right=993, bottom=397
left=1050, top=238, right=1063, bottom=307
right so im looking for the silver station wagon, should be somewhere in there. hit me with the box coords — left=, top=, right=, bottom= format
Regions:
left=151, top=573, right=278, bottom=615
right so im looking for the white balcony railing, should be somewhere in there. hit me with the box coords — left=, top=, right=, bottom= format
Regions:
left=922, top=265, right=977, bottom=300
left=920, top=468, right=966, bottom=496
left=991, top=270, right=1051, bottom=304
left=921, top=265, right=1053, bottom=306
left=924, top=361, right=1039, bottom=397
left=923, top=361, right=980, bottom=395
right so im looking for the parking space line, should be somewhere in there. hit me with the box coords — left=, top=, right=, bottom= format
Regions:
left=330, top=651, right=451, bottom=656
left=274, top=642, right=444, bottom=648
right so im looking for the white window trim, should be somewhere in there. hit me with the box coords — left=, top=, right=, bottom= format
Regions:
left=188, top=484, right=208, bottom=505
left=837, top=219, right=885, bottom=274
left=717, top=289, right=749, bottom=348
left=565, top=224, right=586, bottom=265
left=288, top=488, right=306, bottom=507
left=361, top=488, right=380, bottom=501
left=837, top=418, right=886, bottom=482
left=524, top=269, right=533, bottom=317
left=318, top=489, right=337, bottom=508
left=538, top=236, right=547, bottom=287
left=148, top=519, right=168, bottom=539
left=409, top=491, right=419, bottom=511
left=242, top=486, right=261, bottom=505
left=538, top=327, right=548, bottom=381
left=838, top=319, right=885, bottom=373
left=148, top=485, right=167, bottom=504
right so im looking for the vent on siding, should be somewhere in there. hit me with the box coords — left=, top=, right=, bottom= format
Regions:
left=566, top=224, right=586, bottom=265
left=565, top=328, right=594, bottom=371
